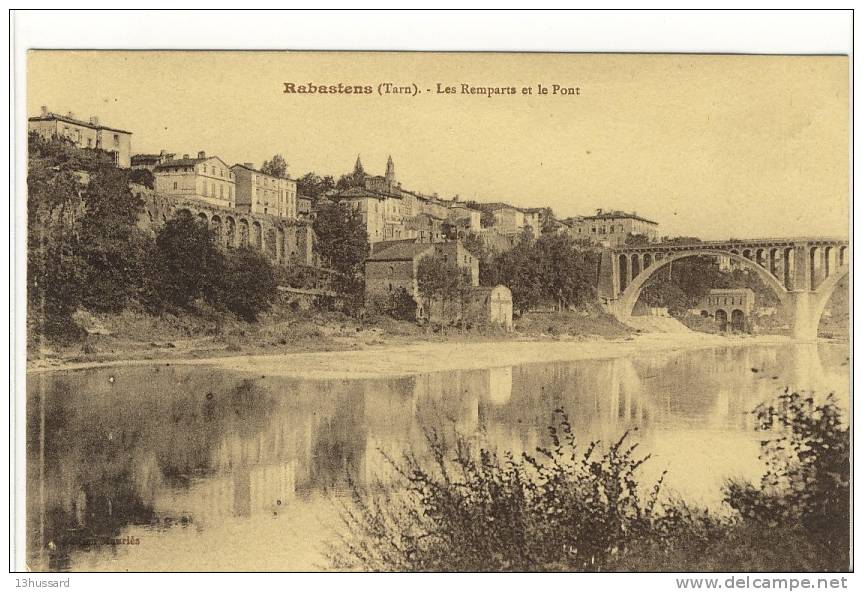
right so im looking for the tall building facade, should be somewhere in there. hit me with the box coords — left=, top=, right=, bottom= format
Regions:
left=153, top=151, right=236, bottom=209
left=232, top=163, right=298, bottom=219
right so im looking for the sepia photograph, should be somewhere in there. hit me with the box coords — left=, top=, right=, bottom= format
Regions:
left=10, top=9, right=853, bottom=581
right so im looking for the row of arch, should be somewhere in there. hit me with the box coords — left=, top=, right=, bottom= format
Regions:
left=618, top=244, right=848, bottom=293
left=177, top=208, right=301, bottom=265
left=699, top=308, right=746, bottom=332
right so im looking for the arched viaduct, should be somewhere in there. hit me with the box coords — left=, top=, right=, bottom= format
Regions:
left=597, top=238, right=849, bottom=341
left=138, top=191, right=316, bottom=267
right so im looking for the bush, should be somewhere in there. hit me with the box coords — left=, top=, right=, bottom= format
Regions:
left=219, top=247, right=278, bottom=321
left=367, top=288, right=418, bottom=322
left=332, top=410, right=671, bottom=571
left=723, top=391, right=849, bottom=571
left=150, top=212, right=225, bottom=310
left=332, top=392, right=850, bottom=572
left=129, top=168, right=154, bottom=189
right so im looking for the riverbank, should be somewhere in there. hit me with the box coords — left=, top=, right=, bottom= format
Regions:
left=26, top=326, right=796, bottom=378
left=26, top=305, right=631, bottom=373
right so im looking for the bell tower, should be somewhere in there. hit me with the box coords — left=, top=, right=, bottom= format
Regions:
left=385, top=155, right=395, bottom=186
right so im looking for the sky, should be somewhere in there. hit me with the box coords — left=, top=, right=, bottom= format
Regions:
left=27, top=51, right=849, bottom=240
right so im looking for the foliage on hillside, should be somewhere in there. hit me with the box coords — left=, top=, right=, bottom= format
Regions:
left=483, top=233, right=600, bottom=314
left=312, top=202, right=370, bottom=310
left=27, top=134, right=278, bottom=345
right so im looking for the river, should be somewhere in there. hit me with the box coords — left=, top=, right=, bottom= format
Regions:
left=25, top=342, right=849, bottom=572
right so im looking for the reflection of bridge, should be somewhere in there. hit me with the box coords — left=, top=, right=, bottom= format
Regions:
left=598, top=238, right=849, bottom=341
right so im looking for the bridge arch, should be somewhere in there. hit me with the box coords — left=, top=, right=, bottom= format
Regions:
left=810, top=265, right=850, bottom=332
left=614, top=249, right=790, bottom=318
left=210, top=214, right=223, bottom=244
left=715, top=308, right=728, bottom=331
left=225, top=216, right=236, bottom=247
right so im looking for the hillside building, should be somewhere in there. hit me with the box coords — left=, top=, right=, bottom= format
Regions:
left=232, top=163, right=298, bottom=219
left=567, top=209, right=659, bottom=247
left=153, top=151, right=236, bottom=209
left=28, top=106, right=133, bottom=167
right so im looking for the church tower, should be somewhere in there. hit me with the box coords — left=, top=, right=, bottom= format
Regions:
left=354, top=154, right=365, bottom=176
left=385, top=155, right=395, bottom=185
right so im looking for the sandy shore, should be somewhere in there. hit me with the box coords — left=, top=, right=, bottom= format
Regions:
left=25, top=332, right=795, bottom=379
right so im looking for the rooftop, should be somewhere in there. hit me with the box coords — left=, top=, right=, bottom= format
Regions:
left=231, top=162, right=295, bottom=181
left=581, top=210, right=658, bottom=225
left=154, top=157, right=207, bottom=169
left=29, top=110, right=132, bottom=135
left=336, top=186, right=393, bottom=200
left=154, top=153, right=231, bottom=171
left=366, top=241, right=434, bottom=262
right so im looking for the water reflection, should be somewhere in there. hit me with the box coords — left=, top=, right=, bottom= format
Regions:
left=27, top=344, right=849, bottom=571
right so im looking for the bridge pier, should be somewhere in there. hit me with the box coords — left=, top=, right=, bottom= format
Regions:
left=786, top=291, right=818, bottom=342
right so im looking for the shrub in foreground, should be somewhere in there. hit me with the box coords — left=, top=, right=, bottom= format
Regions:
left=331, top=392, right=850, bottom=572
left=724, top=390, right=850, bottom=572
left=331, top=410, right=696, bottom=571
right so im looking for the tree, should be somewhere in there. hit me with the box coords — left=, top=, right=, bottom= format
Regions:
left=220, top=247, right=278, bottom=321
left=624, top=233, right=650, bottom=247
left=129, top=168, right=154, bottom=189
left=78, top=167, right=150, bottom=312
left=27, top=133, right=146, bottom=338
left=486, top=239, right=543, bottom=315
left=540, top=207, right=558, bottom=235
left=296, top=172, right=335, bottom=199
left=416, top=254, right=464, bottom=320
left=313, top=203, right=369, bottom=275
left=534, top=234, right=598, bottom=310
left=383, top=287, right=418, bottom=321
left=151, top=212, right=226, bottom=309
left=480, top=210, right=496, bottom=228
left=260, top=154, right=288, bottom=178
left=312, top=202, right=370, bottom=306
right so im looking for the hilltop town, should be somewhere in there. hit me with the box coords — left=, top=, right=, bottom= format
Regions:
left=27, top=106, right=845, bottom=367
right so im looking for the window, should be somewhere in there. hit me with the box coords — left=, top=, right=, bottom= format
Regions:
left=113, top=134, right=119, bottom=146
left=173, top=181, right=178, bottom=190
left=220, top=185, right=224, bottom=199
left=87, top=139, right=92, bottom=148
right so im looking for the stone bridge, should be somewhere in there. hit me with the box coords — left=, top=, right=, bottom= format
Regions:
left=138, top=190, right=316, bottom=267
left=598, top=238, right=849, bottom=341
